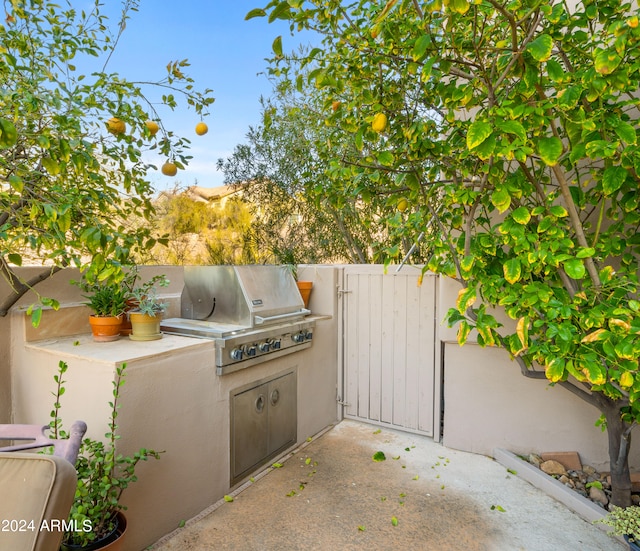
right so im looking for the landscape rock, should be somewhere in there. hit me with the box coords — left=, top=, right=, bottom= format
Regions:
left=540, top=459, right=567, bottom=476
left=589, top=486, right=608, bottom=507
left=519, top=452, right=633, bottom=510
left=527, top=453, right=543, bottom=467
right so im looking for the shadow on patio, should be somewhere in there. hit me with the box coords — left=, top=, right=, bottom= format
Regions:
left=149, top=420, right=623, bottom=551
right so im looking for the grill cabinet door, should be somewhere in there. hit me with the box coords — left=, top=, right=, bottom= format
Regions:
left=267, top=372, right=297, bottom=456
left=231, top=384, right=268, bottom=479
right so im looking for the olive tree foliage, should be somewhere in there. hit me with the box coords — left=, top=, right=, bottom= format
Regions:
left=147, top=187, right=257, bottom=266
left=217, top=77, right=402, bottom=265
left=0, top=0, right=214, bottom=322
left=252, top=0, right=640, bottom=506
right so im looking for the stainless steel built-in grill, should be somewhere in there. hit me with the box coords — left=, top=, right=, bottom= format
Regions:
left=160, top=265, right=314, bottom=375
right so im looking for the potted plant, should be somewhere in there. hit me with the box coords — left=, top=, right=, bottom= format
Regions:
left=273, top=247, right=313, bottom=309
left=82, top=282, right=128, bottom=342
left=128, top=274, right=169, bottom=341
left=50, top=360, right=161, bottom=550
left=596, top=506, right=640, bottom=550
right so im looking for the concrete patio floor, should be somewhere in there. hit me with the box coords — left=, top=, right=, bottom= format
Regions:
left=150, top=420, right=625, bottom=551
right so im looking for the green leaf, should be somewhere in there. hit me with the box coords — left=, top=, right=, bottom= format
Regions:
left=42, top=157, right=60, bottom=175
left=497, top=120, right=526, bottom=142
left=7, top=253, right=22, bottom=266
left=456, top=287, right=476, bottom=313
left=223, top=495, right=234, bottom=502
left=391, top=516, right=398, bottom=526
left=449, top=0, right=470, bottom=14
left=272, top=36, right=283, bottom=57
left=546, top=59, right=565, bottom=82
left=460, top=255, right=474, bottom=272
left=457, top=320, right=471, bottom=345
left=549, top=205, right=568, bottom=217
left=245, top=8, right=267, bottom=20
left=557, top=86, right=582, bottom=109
left=582, top=361, right=606, bottom=385
left=0, top=118, right=17, bottom=148
left=511, top=206, right=531, bottom=225
left=467, top=121, right=492, bottom=150
left=413, top=34, right=431, bottom=61
left=503, top=258, right=522, bottom=284
left=576, top=247, right=595, bottom=259
left=473, top=133, right=496, bottom=160
left=545, top=358, right=565, bottom=383
left=491, top=188, right=511, bottom=213
left=377, top=151, right=395, bottom=166
left=527, top=34, right=553, bottom=62
left=613, top=121, right=637, bottom=145
left=537, top=137, right=563, bottom=165
left=564, top=258, right=586, bottom=280
left=8, top=174, right=23, bottom=193
left=268, top=2, right=291, bottom=23
left=595, top=49, right=622, bottom=75
left=372, top=451, right=386, bottom=462
left=602, top=166, right=628, bottom=196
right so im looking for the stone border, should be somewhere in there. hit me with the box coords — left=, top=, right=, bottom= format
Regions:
left=493, top=448, right=607, bottom=525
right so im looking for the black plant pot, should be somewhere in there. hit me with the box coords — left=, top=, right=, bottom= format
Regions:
left=625, top=535, right=640, bottom=551
left=60, top=512, right=126, bottom=551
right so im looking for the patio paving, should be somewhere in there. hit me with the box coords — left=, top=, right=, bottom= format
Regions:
left=150, top=419, right=625, bottom=551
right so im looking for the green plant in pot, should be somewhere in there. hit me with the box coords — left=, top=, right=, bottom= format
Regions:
left=50, top=360, right=161, bottom=550
left=272, top=247, right=313, bottom=309
left=82, top=282, right=128, bottom=342
left=128, top=274, right=169, bottom=341
left=596, top=506, right=640, bottom=550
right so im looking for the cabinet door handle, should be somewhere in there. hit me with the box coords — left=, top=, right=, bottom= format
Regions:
left=255, top=394, right=265, bottom=413
left=270, top=389, right=280, bottom=406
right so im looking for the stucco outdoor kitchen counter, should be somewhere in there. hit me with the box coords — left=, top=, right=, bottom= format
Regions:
left=25, top=332, right=213, bottom=364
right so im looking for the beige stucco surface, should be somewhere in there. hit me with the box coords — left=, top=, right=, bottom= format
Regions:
left=8, top=265, right=339, bottom=551
left=439, top=276, right=640, bottom=471
left=5, top=264, right=640, bottom=549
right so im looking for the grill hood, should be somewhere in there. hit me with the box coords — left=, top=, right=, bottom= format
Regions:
left=179, top=265, right=308, bottom=329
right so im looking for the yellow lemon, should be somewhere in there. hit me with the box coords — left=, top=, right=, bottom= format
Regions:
left=195, top=122, right=209, bottom=136
left=332, top=101, right=341, bottom=112
left=372, top=112, right=388, bottom=133
left=161, top=161, right=178, bottom=177
left=145, top=121, right=159, bottom=136
left=106, top=117, right=126, bottom=135
left=397, top=198, right=408, bottom=212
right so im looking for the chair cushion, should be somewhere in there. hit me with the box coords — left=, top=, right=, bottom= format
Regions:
left=0, top=452, right=77, bottom=551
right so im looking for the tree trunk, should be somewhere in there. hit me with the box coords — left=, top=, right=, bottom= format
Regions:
left=602, top=399, right=633, bottom=507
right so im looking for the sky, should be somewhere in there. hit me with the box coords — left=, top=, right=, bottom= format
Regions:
left=98, top=1, right=309, bottom=192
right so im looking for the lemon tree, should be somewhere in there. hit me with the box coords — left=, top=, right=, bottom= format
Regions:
left=253, top=0, right=640, bottom=507
left=0, top=0, right=214, bottom=321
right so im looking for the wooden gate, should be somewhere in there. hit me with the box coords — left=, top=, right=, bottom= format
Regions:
left=340, top=265, right=439, bottom=437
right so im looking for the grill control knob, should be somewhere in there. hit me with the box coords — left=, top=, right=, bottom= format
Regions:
left=258, top=342, right=271, bottom=353
left=304, top=331, right=313, bottom=341
left=272, top=339, right=281, bottom=350
left=292, top=332, right=305, bottom=344
left=244, top=344, right=257, bottom=357
left=230, top=348, right=243, bottom=361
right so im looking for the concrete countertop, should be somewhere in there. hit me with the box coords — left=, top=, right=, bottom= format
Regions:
left=25, top=332, right=214, bottom=364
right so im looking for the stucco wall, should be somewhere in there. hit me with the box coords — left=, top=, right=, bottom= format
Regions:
left=9, top=265, right=339, bottom=551
left=438, top=276, right=640, bottom=471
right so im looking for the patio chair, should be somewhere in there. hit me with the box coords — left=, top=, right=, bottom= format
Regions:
left=0, top=420, right=87, bottom=551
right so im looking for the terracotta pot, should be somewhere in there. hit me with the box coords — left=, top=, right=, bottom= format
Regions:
left=129, top=312, right=162, bottom=341
left=296, top=281, right=313, bottom=308
left=61, top=511, right=127, bottom=551
left=89, top=315, right=123, bottom=342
